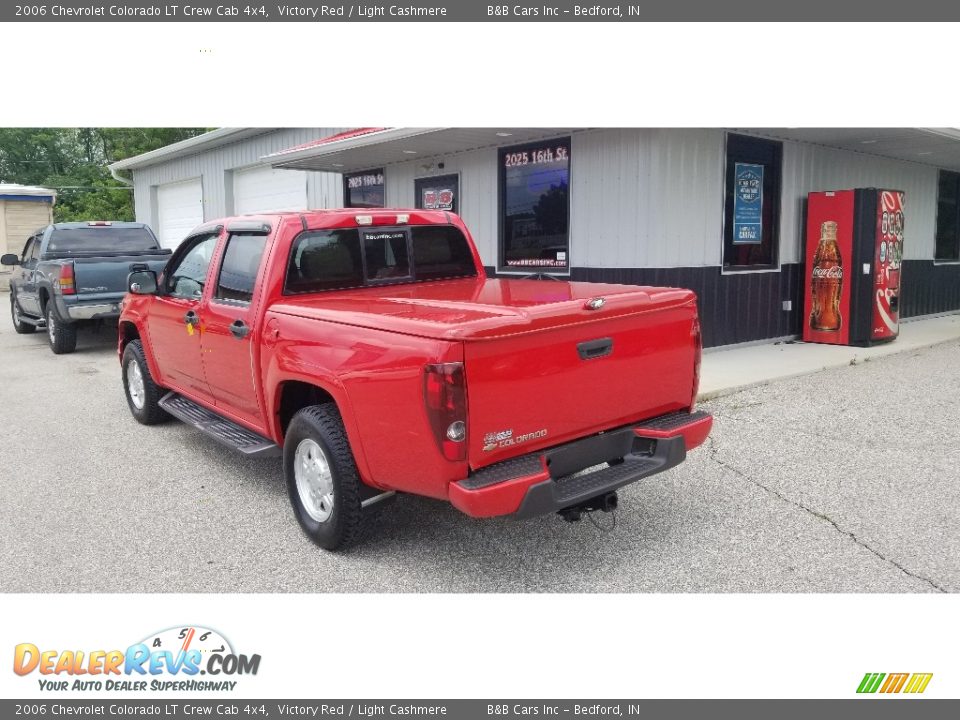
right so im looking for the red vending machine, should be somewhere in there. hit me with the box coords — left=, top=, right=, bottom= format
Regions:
left=803, top=188, right=904, bottom=346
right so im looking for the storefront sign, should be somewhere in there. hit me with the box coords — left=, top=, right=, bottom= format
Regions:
left=416, top=174, right=459, bottom=214
left=346, top=172, right=384, bottom=189
left=422, top=187, right=455, bottom=211
left=503, top=144, right=569, bottom=168
left=733, top=162, right=763, bottom=245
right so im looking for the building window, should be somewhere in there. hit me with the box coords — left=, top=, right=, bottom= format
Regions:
left=499, top=138, right=570, bottom=271
left=344, top=169, right=385, bottom=208
left=723, top=133, right=782, bottom=270
left=415, top=174, right=459, bottom=214
left=935, top=170, right=960, bottom=261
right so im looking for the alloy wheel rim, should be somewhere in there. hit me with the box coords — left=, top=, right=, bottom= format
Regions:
left=127, top=360, right=146, bottom=410
left=294, top=438, right=335, bottom=523
left=12, top=300, right=20, bottom=327
left=47, top=311, right=55, bottom=343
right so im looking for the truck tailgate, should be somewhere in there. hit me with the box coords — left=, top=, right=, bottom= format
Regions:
left=465, top=300, right=698, bottom=468
left=72, top=253, right=170, bottom=295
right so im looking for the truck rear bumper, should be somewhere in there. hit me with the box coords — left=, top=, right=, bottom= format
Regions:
left=65, top=302, right=121, bottom=321
left=55, top=295, right=123, bottom=321
left=449, top=410, right=712, bottom=519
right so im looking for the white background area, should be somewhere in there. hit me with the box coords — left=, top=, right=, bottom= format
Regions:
left=0, top=21, right=955, bottom=701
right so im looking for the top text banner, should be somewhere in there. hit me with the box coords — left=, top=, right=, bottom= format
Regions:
left=4, top=1, right=959, bottom=21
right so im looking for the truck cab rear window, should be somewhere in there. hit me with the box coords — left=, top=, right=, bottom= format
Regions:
left=363, top=231, right=411, bottom=280
left=46, top=228, right=159, bottom=255
left=411, top=226, right=477, bottom=281
left=286, top=225, right=477, bottom=294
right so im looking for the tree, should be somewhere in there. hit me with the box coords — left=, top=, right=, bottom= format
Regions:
left=0, top=128, right=208, bottom=222
left=533, top=180, right=569, bottom=236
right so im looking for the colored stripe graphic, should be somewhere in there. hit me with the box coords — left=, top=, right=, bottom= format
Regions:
left=903, top=673, right=933, bottom=694
left=857, top=672, right=932, bottom=694
left=857, top=673, right=885, bottom=693
left=880, top=673, right=909, bottom=693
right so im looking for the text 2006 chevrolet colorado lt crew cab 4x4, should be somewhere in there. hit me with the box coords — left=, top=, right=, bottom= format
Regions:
left=118, top=209, right=712, bottom=549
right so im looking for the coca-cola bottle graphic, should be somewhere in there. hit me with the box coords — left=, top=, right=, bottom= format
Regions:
left=810, top=220, right=843, bottom=331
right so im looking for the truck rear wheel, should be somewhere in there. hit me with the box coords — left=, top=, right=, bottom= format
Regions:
left=122, top=339, right=168, bottom=425
left=284, top=404, right=365, bottom=550
left=10, top=295, right=35, bottom=334
left=46, top=304, right=77, bottom=354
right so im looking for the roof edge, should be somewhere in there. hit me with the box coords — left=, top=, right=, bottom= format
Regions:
left=0, top=183, right=57, bottom=203
left=268, top=128, right=447, bottom=168
left=108, top=128, right=264, bottom=171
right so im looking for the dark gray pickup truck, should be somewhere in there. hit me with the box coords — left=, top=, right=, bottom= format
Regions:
left=1, top=221, right=171, bottom=354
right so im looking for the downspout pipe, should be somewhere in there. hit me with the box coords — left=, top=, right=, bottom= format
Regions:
left=109, top=164, right=134, bottom=187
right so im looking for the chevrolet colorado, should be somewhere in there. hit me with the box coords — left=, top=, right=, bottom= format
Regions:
left=118, top=209, right=711, bottom=549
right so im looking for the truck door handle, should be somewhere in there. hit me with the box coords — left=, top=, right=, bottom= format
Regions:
left=229, top=320, right=250, bottom=339
left=184, top=310, right=198, bottom=326
left=577, top=337, right=613, bottom=360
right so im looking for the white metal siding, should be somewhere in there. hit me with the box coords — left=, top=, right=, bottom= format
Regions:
left=778, top=140, right=937, bottom=263
left=233, top=165, right=307, bottom=214
left=134, top=127, right=945, bottom=270
left=386, top=129, right=725, bottom=269
left=131, top=129, right=346, bottom=231
left=571, top=129, right=725, bottom=268
left=156, top=178, right=203, bottom=249
left=385, top=148, right=499, bottom=264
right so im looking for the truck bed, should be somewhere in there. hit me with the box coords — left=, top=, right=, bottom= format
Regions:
left=271, top=276, right=700, bottom=469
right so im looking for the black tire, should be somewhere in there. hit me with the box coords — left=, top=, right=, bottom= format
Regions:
left=121, top=339, right=169, bottom=425
left=45, top=304, right=77, bottom=354
left=10, top=295, right=36, bottom=334
left=284, top=404, right=365, bottom=550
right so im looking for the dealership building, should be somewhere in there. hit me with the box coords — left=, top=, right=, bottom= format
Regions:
left=110, top=127, right=960, bottom=348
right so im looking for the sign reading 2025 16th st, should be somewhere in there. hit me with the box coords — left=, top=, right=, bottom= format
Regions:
left=12, top=626, right=261, bottom=693
left=733, top=162, right=764, bottom=245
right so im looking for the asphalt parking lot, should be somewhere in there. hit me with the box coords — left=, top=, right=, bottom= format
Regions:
left=1, top=310, right=957, bottom=593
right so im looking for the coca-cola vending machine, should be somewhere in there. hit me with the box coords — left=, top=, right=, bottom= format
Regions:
left=803, top=188, right=904, bottom=347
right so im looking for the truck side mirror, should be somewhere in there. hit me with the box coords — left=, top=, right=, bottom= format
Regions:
left=1, top=253, right=20, bottom=266
left=128, top=270, right=158, bottom=295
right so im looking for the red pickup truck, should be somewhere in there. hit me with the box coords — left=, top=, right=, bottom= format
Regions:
left=118, top=209, right=711, bottom=549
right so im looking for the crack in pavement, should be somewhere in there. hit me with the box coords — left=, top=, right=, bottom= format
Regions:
left=705, top=435, right=949, bottom=593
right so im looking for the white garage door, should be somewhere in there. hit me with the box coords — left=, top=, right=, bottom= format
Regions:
left=234, top=166, right=307, bottom=215
left=157, top=178, right=203, bottom=249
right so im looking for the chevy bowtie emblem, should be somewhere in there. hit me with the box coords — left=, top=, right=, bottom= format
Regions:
left=585, top=297, right=606, bottom=310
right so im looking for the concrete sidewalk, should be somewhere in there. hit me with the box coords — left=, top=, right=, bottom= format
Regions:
left=698, top=312, right=960, bottom=400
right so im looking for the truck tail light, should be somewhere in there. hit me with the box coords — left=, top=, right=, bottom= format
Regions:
left=424, top=362, right=467, bottom=462
left=691, top=317, right=702, bottom=410
left=58, top=264, right=76, bottom=295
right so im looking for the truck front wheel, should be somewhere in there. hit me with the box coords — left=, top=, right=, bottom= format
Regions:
left=121, top=339, right=168, bottom=425
left=10, top=295, right=35, bottom=334
left=46, top=304, right=77, bottom=354
left=284, top=404, right=365, bottom=550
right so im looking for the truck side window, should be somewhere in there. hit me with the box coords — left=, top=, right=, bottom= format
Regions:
left=167, top=235, right=219, bottom=299
left=21, top=237, right=36, bottom=265
left=285, top=229, right=364, bottom=293
left=215, top=233, right=267, bottom=304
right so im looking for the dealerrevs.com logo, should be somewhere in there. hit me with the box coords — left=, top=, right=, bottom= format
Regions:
left=857, top=672, right=933, bottom=695
left=13, top=626, right=261, bottom=692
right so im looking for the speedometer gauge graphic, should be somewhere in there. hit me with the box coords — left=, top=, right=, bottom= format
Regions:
left=138, top=626, right=233, bottom=658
